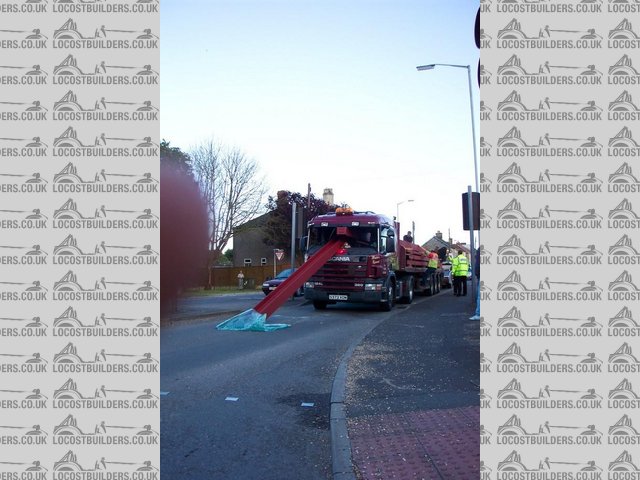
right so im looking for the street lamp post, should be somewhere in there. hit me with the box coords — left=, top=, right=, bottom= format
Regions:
left=396, top=199, right=414, bottom=243
left=417, top=63, right=479, bottom=300
left=416, top=63, right=479, bottom=193
left=396, top=199, right=414, bottom=224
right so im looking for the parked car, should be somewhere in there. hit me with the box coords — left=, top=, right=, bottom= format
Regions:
left=262, top=268, right=304, bottom=296
left=441, top=261, right=452, bottom=288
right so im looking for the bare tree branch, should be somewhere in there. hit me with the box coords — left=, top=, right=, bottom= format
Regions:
left=191, top=138, right=268, bottom=277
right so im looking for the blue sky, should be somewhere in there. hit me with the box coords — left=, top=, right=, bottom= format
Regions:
left=161, top=0, right=479, bottom=245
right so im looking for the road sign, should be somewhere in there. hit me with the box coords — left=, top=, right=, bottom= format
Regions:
left=275, top=249, right=285, bottom=261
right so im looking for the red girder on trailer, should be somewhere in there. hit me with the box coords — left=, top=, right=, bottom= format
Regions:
left=254, top=236, right=348, bottom=318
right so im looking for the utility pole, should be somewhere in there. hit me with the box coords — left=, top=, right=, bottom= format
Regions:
left=290, top=204, right=296, bottom=271
left=290, top=204, right=298, bottom=301
left=306, top=183, right=311, bottom=230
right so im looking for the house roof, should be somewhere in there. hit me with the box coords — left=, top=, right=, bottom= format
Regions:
left=421, top=235, right=472, bottom=256
left=422, top=235, right=450, bottom=252
left=451, top=242, right=471, bottom=255
left=233, top=211, right=271, bottom=233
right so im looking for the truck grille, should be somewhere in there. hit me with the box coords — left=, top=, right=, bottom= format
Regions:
left=311, top=261, right=368, bottom=291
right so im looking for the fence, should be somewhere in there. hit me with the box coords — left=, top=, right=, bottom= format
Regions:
left=210, top=264, right=293, bottom=289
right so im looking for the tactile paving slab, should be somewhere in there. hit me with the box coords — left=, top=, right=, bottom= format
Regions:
left=348, top=407, right=480, bottom=480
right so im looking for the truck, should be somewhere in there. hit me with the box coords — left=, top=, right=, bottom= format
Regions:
left=302, top=208, right=442, bottom=311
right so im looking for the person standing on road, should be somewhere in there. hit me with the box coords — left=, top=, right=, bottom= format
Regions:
left=452, top=250, right=469, bottom=296
left=470, top=248, right=481, bottom=320
left=450, top=251, right=460, bottom=295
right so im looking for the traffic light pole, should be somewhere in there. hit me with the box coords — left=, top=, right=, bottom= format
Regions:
left=467, top=185, right=476, bottom=300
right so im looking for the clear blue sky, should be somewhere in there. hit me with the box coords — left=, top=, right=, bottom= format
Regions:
left=161, top=0, right=479, bottom=245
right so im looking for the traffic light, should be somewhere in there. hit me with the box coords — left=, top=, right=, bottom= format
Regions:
left=475, top=8, right=480, bottom=86
left=462, top=192, right=480, bottom=231
left=475, top=8, right=480, bottom=49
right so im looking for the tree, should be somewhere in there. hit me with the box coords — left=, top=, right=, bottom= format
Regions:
left=160, top=163, right=209, bottom=313
left=190, top=138, right=268, bottom=285
left=263, top=190, right=336, bottom=250
left=216, top=249, right=233, bottom=266
left=160, top=139, right=192, bottom=176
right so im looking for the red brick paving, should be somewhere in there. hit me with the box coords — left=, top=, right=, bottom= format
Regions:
left=348, top=407, right=480, bottom=480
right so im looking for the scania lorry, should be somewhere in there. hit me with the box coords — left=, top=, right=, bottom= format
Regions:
left=302, top=208, right=441, bottom=310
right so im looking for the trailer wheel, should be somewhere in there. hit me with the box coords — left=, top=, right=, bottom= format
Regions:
left=399, top=279, right=414, bottom=304
left=380, top=281, right=395, bottom=311
left=313, top=301, right=327, bottom=310
left=425, top=277, right=433, bottom=297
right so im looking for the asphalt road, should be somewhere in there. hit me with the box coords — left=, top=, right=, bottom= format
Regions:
left=174, top=291, right=266, bottom=317
left=160, top=297, right=391, bottom=480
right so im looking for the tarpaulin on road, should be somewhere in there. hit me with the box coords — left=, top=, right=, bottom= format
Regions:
left=216, top=309, right=290, bottom=332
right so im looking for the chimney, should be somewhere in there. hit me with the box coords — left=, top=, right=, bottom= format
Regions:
left=323, top=188, right=334, bottom=205
left=435, top=230, right=443, bottom=239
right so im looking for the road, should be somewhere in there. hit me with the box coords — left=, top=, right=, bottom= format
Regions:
left=161, top=297, right=389, bottom=480
left=174, top=291, right=266, bottom=317
left=160, top=290, right=478, bottom=479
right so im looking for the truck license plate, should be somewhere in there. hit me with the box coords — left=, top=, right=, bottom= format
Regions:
left=329, top=294, right=348, bottom=301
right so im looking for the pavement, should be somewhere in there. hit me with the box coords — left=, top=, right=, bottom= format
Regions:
left=337, top=289, right=480, bottom=480
left=162, top=287, right=480, bottom=480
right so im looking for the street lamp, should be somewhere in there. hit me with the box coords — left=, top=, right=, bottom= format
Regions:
left=416, top=63, right=479, bottom=193
left=417, top=63, right=479, bottom=302
left=396, top=199, right=414, bottom=224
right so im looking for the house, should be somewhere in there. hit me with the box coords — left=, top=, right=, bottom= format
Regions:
left=422, top=230, right=450, bottom=254
left=233, top=188, right=337, bottom=268
left=231, top=212, right=277, bottom=268
left=451, top=242, right=472, bottom=256
left=422, top=231, right=471, bottom=261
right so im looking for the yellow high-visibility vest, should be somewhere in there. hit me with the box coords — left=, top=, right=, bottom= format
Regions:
left=455, top=255, right=469, bottom=276
left=451, top=256, right=459, bottom=275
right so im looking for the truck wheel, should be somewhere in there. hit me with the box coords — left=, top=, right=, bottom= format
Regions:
left=313, top=301, right=327, bottom=310
left=425, top=277, right=433, bottom=296
left=380, top=282, right=395, bottom=311
left=399, top=280, right=413, bottom=304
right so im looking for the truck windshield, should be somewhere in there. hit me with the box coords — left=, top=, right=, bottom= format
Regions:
left=307, top=227, right=336, bottom=255
left=308, top=226, right=379, bottom=254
